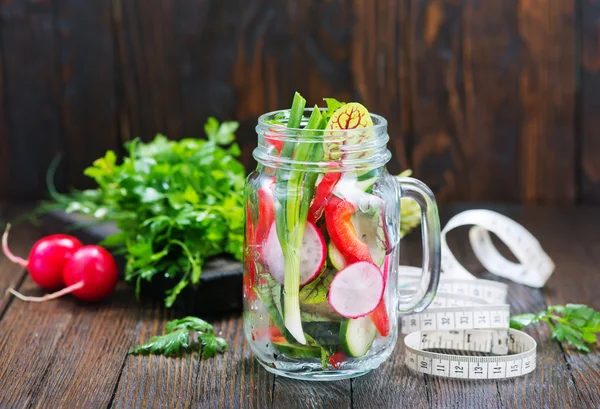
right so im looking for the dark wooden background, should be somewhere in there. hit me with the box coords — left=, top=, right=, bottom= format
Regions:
left=0, top=0, right=598, bottom=204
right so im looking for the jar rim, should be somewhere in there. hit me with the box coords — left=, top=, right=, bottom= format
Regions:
left=256, top=108, right=388, bottom=134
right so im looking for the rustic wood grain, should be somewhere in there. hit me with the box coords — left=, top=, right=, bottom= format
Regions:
left=193, top=315, right=274, bottom=409
left=272, top=377, right=351, bottom=409
left=0, top=207, right=39, bottom=317
left=25, top=283, right=140, bottom=409
left=538, top=208, right=600, bottom=407
left=55, top=0, right=119, bottom=190
left=0, top=0, right=63, bottom=199
left=229, top=0, right=354, bottom=167
left=0, top=43, right=8, bottom=198
left=0, top=278, right=73, bottom=408
left=112, top=0, right=183, bottom=142
left=113, top=312, right=273, bottom=409
left=352, top=232, right=429, bottom=409
left=409, top=0, right=522, bottom=203
left=2, top=205, right=600, bottom=408
left=351, top=0, right=409, bottom=174
left=110, top=307, right=200, bottom=409
left=497, top=279, right=580, bottom=409
left=518, top=0, right=576, bottom=204
left=580, top=0, right=600, bottom=204
left=425, top=221, right=504, bottom=409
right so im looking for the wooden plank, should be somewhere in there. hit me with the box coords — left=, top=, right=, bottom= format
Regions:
left=227, top=0, right=354, bottom=166
left=192, top=315, right=274, bottom=409
left=113, top=313, right=273, bottom=409
left=0, top=42, right=9, bottom=198
left=0, top=278, right=73, bottom=408
left=408, top=0, right=522, bottom=202
left=538, top=208, right=600, bottom=407
left=112, top=0, right=183, bottom=142
left=352, top=339, right=429, bottom=409
left=273, top=377, right=350, bottom=409
left=55, top=0, right=119, bottom=189
left=425, top=222, right=503, bottom=409
left=469, top=206, right=595, bottom=407
left=0, top=0, right=63, bottom=199
left=425, top=205, right=581, bottom=408
left=0, top=279, right=141, bottom=408
left=580, top=0, right=600, bottom=204
left=496, top=280, right=580, bottom=408
left=0, top=206, right=39, bottom=316
left=27, top=282, right=140, bottom=408
left=351, top=0, right=409, bottom=173
left=518, top=0, right=576, bottom=204
left=110, top=307, right=200, bottom=409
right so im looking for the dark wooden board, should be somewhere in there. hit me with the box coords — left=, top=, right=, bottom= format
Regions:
left=40, top=210, right=244, bottom=315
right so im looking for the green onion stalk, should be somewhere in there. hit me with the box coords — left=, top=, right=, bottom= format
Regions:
left=274, top=93, right=326, bottom=344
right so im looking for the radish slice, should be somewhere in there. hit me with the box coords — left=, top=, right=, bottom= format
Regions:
left=328, top=261, right=384, bottom=318
left=263, top=222, right=326, bottom=286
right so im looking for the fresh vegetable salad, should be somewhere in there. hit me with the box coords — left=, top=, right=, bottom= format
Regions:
left=244, top=93, right=402, bottom=377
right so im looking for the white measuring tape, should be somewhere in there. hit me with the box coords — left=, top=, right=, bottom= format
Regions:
left=400, top=210, right=554, bottom=379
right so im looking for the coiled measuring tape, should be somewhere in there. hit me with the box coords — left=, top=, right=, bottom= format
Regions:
left=399, top=210, right=555, bottom=379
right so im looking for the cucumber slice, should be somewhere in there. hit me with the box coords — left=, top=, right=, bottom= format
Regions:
left=328, top=241, right=346, bottom=271
left=304, top=322, right=341, bottom=346
left=272, top=340, right=322, bottom=358
left=355, top=176, right=378, bottom=192
left=340, top=316, right=378, bottom=357
left=351, top=212, right=386, bottom=267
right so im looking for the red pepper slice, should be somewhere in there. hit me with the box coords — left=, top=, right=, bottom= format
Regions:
left=264, top=127, right=285, bottom=154
left=369, top=300, right=390, bottom=337
left=308, top=172, right=342, bottom=224
left=251, top=326, right=285, bottom=343
left=324, top=196, right=372, bottom=264
left=325, top=196, right=390, bottom=336
left=244, top=203, right=257, bottom=301
left=328, top=351, right=347, bottom=369
left=255, top=183, right=275, bottom=245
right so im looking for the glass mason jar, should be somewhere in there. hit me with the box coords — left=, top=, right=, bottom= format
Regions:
left=243, top=109, right=441, bottom=381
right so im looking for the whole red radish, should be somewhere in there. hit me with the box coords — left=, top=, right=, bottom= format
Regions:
left=2, top=224, right=82, bottom=289
left=62, top=245, right=118, bottom=302
left=8, top=245, right=118, bottom=303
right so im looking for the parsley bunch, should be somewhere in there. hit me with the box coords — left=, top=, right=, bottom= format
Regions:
left=129, top=316, right=227, bottom=357
left=510, top=304, right=600, bottom=352
left=45, top=119, right=245, bottom=307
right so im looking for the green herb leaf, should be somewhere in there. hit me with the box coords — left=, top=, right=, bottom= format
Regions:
left=509, top=313, right=539, bottom=330
left=323, top=98, right=346, bottom=122
left=40, top=119, right=245, bottom=307
left=204, top=117, right=239, bottom=145
left=129, top=316, right=227, bottom=357
left=511, top=305, right=599, bottom=353
left=299, top=269, right=336, bottom=304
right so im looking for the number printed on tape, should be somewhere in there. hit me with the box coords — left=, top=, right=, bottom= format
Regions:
left=400, top=210, right=549, bottom=380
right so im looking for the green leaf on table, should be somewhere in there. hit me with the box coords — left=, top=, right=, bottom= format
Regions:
left=512, top=304, right=600, bottom=353
left=129, top=316, right=227, bottom=357
left=509, top=313, right=539, bottom=330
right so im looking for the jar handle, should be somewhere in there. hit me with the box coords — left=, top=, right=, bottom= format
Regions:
left=395, top=176, right=441, bottom=313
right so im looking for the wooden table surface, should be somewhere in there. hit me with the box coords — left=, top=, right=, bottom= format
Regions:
left=0, top=204, right=598, bottom=409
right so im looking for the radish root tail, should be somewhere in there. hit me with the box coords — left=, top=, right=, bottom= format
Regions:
left=7, top=281, right=85, bottom=302
left=2, top=224, right=29, bottom=267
